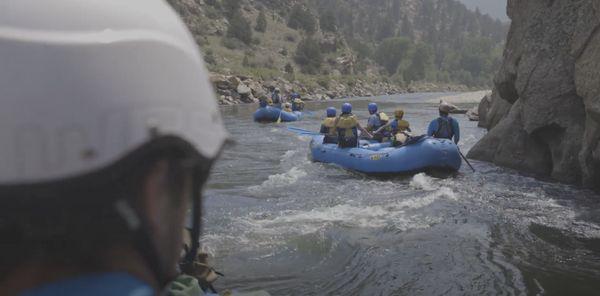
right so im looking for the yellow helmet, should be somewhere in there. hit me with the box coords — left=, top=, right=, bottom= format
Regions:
left=394, top=109, right=405, bottom=119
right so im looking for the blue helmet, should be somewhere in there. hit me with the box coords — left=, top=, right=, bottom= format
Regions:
left=368, top=103, right=378, bottom=114
left=326, top=107, right=337, bottom=117
left=342, top=103, right=352, bottom=114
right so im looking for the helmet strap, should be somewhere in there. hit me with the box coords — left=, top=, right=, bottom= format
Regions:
left=114, top=199, right=172, bottom=287
left=182, top=166, right=203, bottom=273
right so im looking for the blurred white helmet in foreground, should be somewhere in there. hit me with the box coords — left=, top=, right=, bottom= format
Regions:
left=0, top=0, right=228, bottom=185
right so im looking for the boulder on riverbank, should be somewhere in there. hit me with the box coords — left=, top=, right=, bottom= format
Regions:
left=210, top=73, right=472, bottom=105
left=468, top=0, right=600, bottom=190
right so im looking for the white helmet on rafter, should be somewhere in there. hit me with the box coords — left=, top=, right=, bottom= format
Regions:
left=0, top=0, right=228, bottom=186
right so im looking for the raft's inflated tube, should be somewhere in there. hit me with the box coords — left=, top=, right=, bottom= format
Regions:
left=253, top=106, right=302, bottom=122
left=310, top=136, right=462, bottom=174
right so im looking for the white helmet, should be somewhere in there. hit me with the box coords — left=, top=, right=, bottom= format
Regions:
left=0, top=0, right=228, bottom=186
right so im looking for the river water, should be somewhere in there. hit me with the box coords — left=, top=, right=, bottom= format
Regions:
left=203, top=93, right=600, bottom=296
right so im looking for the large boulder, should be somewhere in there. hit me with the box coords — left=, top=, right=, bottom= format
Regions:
left=210, top=74, right=231, bottom=90
left=466, top=106, right=479, bottom=121
left=468, top=0, right=600, bottom=189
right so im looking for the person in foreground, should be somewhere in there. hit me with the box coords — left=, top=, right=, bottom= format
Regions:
left=428, top=103, right=460, bottom=144
left=336, top=103, right=373, bottom=148
left=0, top=1, right=264, bottom=295
left=320, top=107, right=338, bottom=144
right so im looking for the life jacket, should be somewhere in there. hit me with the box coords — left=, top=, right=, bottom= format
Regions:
left=321, top=117, right=337, bottom=137
left=283, top=106, right=292, bottom=112
left=391, top=119, right=411, bottom=145
left=378, top=113, right=392, bottom=136
left=336, top=114, right=358, bottom=139
left=391, top=119, right=410, bottom=134
left=433, top=117, right=454, bottom=139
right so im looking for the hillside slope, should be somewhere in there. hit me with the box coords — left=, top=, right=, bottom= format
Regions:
left=168, top=0, right=508, bottom=104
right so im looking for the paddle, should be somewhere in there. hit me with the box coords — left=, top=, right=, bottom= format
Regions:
left=458, top=148, right=475, bottom=172
left=276, top=109, right=283, bottom=123
left=287, top=126, right=320, bottom=136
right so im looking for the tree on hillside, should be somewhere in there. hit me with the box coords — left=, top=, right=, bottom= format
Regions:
left=320, top=10, right=337, bottom=33
left=375, top=15, right=395, bottom=41
left=349, top=39, right=372, bottom=61
left=288, top=4, right=317, bottom=34
left=374, top=37, right=411, bottom=75
left=294, top=37, right=323, bottom=74
left=404, top=43, right=434, bottom=82
left=399, top=16, right=414, bottom=39
left=205, top=0, right=218, bottom=7
left=222, top=0, right=240, bottom=18
left=227, top=12, right=253, bottom=45
left=255, top=10, right=268, bottom=32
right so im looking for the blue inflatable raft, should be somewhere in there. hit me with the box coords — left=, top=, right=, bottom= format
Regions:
left=310, top=136, right=462, bottom=174
left=253, top=106, right=302, bottom=122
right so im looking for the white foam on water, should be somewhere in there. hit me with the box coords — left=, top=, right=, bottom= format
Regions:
left=409, top=173, right=437, bottom=191
left=237, top=186, right=459, bottom=243
left=398, top=186, right=457, bottom=209
left=248, top=167, right=307, bottom=193
left=281, top=150, right=297, bottom=161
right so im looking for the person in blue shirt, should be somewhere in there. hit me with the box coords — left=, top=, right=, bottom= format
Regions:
left=365, top=103, right=391, bottom=142
left=427, top=103, right=460, bottom=144
left=0, top=1, right=240, bottom=296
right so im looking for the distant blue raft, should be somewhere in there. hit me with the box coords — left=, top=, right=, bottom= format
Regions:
left=310, top=136, right=462, bottom=174
left=253, top=106, right=302, bottom=122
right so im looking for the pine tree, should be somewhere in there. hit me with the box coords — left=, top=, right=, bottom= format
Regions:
left=288, top=4, right=317, bottom=34
left=255, top=10, right=267, bottom=32
left=404, top=43, right=434, bottom=82
left=320, top=10, right=337, bottom=33
left=294, top=38, right=323, bottom=74
left=374, top=37, right=411, bottom=75
left=227, top=12, right=253, bottom=45
left=222, top=0, right=240, bottom=18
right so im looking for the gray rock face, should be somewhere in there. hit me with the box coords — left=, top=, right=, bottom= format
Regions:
left=468, top=0, right=600, bottom=189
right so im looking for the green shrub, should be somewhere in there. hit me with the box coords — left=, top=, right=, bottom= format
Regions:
left=227, top=12, right=252, bottom=45
left=287, top=4, right=317, bottom=34
left=374, top=37, right=411, bottom=75
left=294, top=38, right=323, bottom=74
left=255, top=10, right=268, bottom=32
left=320, top=10, right=337, bottom=32
left=317, top=76, right=330, bottom=89
left=222, top=37, right=245, bottom=49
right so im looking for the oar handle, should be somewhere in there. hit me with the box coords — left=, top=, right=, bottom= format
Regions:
left=458, top=148, right=475, bottom=172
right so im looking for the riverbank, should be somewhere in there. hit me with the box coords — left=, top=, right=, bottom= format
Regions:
left=211, top=74, right=475, bottom=105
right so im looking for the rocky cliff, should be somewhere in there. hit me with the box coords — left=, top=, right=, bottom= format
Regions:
left=469, top=0, right=600, bottom=190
